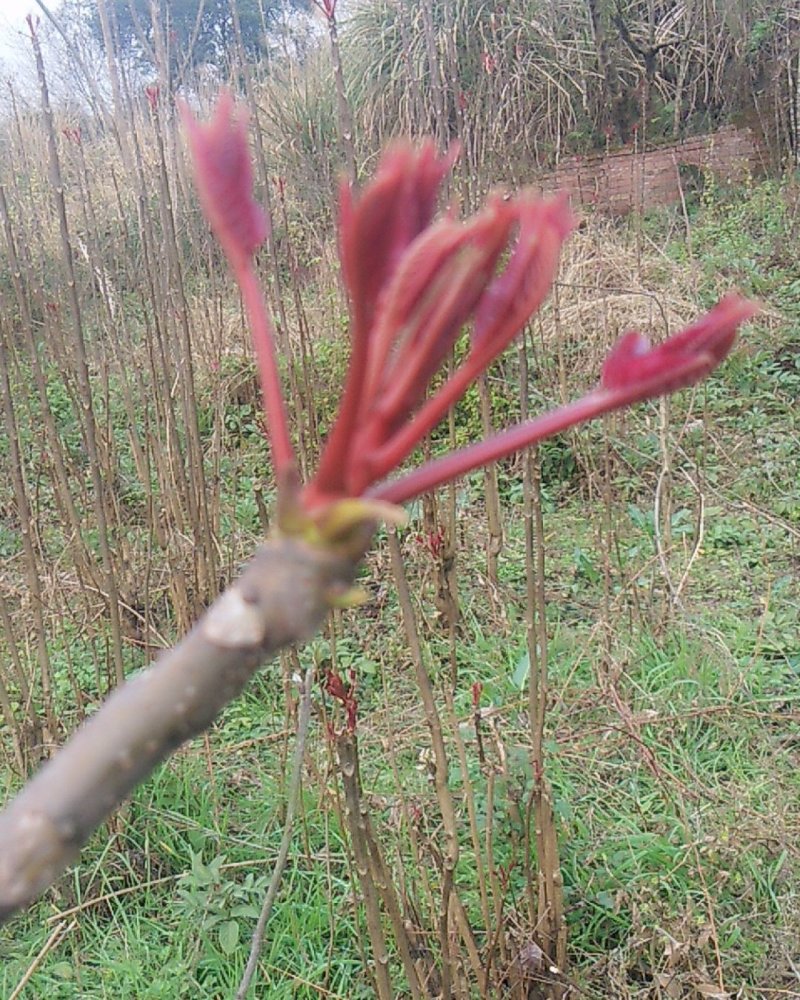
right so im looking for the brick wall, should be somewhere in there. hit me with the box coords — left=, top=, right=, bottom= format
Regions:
left=535, top=126, right=767, bottom=215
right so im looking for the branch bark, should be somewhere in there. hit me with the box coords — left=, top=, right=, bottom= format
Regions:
left=0, top=536, right=359, bottom=925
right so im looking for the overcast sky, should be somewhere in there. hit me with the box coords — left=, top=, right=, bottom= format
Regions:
left=0, top=0, right=37, bottom=66
left=0, top=0, right=36, bottom=32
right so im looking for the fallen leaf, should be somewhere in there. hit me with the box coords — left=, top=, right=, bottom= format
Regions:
left=656, top=972, right=683, bottom=999
left=695, top=983, right=731, bottom=998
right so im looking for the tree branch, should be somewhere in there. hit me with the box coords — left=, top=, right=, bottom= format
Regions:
left=0, top=535, right=359, bottom=925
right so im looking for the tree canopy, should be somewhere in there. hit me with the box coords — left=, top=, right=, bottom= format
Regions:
left=92, top=0, right=311, bottom=76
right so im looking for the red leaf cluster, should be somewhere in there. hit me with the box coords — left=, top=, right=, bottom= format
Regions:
left=184, top=93, right=758, bottom=519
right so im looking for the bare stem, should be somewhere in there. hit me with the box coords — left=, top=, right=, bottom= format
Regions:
left=337, top=732, right=394, bottom=1000
left=388, top=531, right=459, bottom=996
left=236, top=667, right=315, bottom=999
left=0, top=537, right=359, bottom=925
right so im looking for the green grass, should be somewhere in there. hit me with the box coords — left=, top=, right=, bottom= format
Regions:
left=1, top=179, right=799, bottom=997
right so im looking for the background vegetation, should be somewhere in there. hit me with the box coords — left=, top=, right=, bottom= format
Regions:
left=0, top=0, right=798, bottom=996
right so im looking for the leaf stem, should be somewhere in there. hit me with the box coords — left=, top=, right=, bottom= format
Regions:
left=237, top=262, right=295, bottom=477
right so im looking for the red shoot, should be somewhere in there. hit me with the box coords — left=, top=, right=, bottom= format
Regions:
left=600, top=294, right=750, bottom=401
left=304, top=143, right=575, bottom=510
left=324, top=669, right=358, bottom=733
left=184, top=93, right=758, bottom=529
left=369, top=294, right=757, bottom=505
left=312, top=0, right=337, bottom=20
left=181, top=91, right=294, bottom=482
left=145, top=85, right=160, bottom=112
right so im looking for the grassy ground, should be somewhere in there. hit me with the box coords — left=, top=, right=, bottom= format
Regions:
left=1, top=179, right=798, bottom=998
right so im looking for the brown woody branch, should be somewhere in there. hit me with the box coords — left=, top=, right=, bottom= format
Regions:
left=0, top=535, right=359, bottom=925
